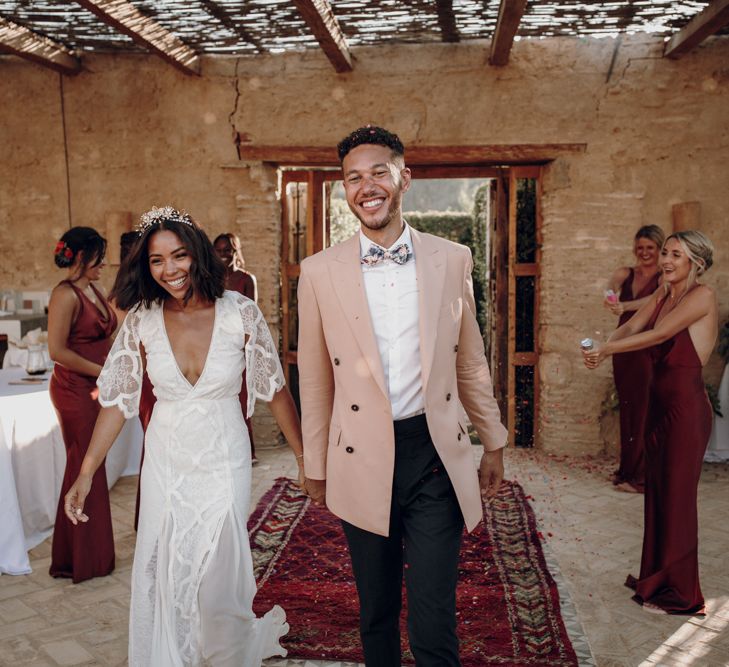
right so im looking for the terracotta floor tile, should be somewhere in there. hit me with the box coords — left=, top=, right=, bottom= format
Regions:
left=2, top=446, right=726, bottom=667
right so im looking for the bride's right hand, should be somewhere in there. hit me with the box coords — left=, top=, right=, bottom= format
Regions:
left=64, top=474, right=92, bottom=525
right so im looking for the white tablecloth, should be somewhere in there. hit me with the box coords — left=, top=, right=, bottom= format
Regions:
left=2, top=345, right=30, bottom=369
left=705, top=363, right=729, bottom=463
left=0, top=367, right=143, bottom=575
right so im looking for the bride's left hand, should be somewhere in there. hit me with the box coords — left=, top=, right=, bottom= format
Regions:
left=296, top=463, right=306, bottom=491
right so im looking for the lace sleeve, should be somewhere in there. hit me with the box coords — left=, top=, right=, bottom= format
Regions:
left=97, top=309, right=143, bottom=419
left=238, top=297, right=285, bottom=418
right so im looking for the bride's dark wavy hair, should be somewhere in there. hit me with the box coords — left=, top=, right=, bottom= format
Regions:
left=111, top=212, right=225, bottom=310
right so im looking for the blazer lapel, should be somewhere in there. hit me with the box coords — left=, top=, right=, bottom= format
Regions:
left=329, top=234, right=388, bottom=399
left=411, top=227, right=446, bottom=391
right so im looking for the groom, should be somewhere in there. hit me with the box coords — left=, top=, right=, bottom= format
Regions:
left=298, top=126, right=507, bottom=666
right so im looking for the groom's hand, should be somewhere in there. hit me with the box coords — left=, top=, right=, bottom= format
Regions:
left=304, top=477, right=326, bottom=505
left=478, top=448, right=504, bottom=502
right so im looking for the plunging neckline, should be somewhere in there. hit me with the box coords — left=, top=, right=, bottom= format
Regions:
left=629, top=267, right=660, bottom=300
left=160, top=298, right=219, bottom=390
left=68, top=280, right=112, bottom=324
left=651, top=289, right=703, bottom=366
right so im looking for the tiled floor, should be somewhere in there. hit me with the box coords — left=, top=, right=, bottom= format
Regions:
left=1, top=445, right=727, bottom=667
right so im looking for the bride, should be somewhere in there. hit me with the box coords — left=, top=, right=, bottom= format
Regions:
left=63, top=206, right=305, bottom=666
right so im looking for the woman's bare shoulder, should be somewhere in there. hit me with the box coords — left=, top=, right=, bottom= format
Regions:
left=50, top=282, right=78, bottom=304
left=689, top=284, right=717, bottom=306
left=611, top=266, right=631, bottom=282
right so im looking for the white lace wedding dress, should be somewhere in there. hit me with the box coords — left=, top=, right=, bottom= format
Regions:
left=97, top=291, right=288, bottom=666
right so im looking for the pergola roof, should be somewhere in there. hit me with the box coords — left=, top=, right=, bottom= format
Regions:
left=1, top=0, right=728, bottom=76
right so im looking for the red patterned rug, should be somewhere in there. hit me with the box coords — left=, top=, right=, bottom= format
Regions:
left=249, top=478, right=577, bottom=666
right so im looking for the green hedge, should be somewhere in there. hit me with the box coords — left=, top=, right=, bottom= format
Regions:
left=407, top=207, right=488, bottom=338
left=406, top=211, right=473, bottom=246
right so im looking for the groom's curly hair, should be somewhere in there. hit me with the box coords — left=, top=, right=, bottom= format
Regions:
left=337, top=125, right=405, bottom=162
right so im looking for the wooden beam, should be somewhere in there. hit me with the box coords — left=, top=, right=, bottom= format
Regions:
left=664, top=0, right=729, bottom=59
left=74, top=0, right=200, bottom=75
left=291, top=0, right=353, bottom=73
left=237, top=142, right=587, bottom=166
left=0, top=18, right=81, bottom=75
left=489, top=0, right=528, bottom=66
left=199, top=0, right=263, bottom=52
left=435, top=0, right=460, bottom=43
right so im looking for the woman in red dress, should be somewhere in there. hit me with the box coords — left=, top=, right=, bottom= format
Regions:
left=214, top=233, right=259, bottom=462
left=585, top=231, right=717, bottom=615
left=604, top=225, right=665, bottom=492
left=47, top=227, right=117, bottom=582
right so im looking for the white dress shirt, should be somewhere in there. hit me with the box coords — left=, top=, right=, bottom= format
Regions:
left=359, top=224, right=424, bottom=421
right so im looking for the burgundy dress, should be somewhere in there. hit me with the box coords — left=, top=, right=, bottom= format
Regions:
left=611, top=269, right=660, bottom=490
left=626, top=293, right=711, bottom=614
left=229, top=270, right=258, bottom=458
left=49, top=282, right=118, bottom=583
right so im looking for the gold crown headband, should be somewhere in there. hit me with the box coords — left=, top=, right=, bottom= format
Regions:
left=137, top=206, right=193, bottom=234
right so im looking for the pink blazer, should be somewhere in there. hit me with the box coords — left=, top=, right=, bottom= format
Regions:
left=297, top=228, right=507, bottom=536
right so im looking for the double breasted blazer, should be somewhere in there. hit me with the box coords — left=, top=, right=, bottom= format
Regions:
left=297, top=227, right=507, bottom=536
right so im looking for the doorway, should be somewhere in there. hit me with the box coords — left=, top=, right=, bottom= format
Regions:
left=280, top=165, right=541, bottom=448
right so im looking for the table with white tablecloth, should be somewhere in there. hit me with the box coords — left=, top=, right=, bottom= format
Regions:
left=0, top=367, right=143, bottom=575
left=2, top=344, right=33, bottom=369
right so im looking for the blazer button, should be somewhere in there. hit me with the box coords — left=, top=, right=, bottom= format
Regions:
left=457, top=433, right=462, bottom=441
left=351, top=404, right=359, bottom=412
left=446, top=393, right=451, bottom=401
left=345, top=446, right=354, bottom=453
left=334, top=358, right=340, bottom=366
left=454, top=344, right=459, bottom=352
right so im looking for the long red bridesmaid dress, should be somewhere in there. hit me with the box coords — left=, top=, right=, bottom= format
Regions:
left=625, top=291, right=711, bottom=614
left=611, top=268, right=660, bottom=491
left=229, top=270, right=258, bottom=459
left=49, top=281, right=118, bottom=583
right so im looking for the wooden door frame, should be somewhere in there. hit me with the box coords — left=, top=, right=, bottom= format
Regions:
left=280, top=170, right=340, bottom=382
left=507, top=166, right=542, bottom=446
left=278, top=160, right=543, bottom=447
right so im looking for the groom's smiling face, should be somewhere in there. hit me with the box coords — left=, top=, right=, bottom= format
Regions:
left=342, top=143, right=411, bottom=233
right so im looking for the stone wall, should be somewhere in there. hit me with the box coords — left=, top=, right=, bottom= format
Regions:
left=1, top=35, right=727, bottom=453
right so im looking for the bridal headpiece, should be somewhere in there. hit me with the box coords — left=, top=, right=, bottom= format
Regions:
left=137, top=206, right=193, bottom=234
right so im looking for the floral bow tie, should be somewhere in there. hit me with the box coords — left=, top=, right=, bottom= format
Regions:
left=361, top=243, right=412, bottom=266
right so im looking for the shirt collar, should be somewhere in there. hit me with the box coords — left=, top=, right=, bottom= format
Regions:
left=359, top=222, right=413, bottom=258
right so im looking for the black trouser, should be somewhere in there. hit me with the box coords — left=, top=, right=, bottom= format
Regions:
left=342, top=414, right=464, bottom=667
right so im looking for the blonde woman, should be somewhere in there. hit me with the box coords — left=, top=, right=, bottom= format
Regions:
left=585, top=231, right=717, bottom=615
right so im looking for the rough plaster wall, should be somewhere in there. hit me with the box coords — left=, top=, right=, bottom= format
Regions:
left=0, top=54, right=284, bottom=443
left=1, top=35, right=728, bottom=453
left=228, top=35, right=729, bottom=454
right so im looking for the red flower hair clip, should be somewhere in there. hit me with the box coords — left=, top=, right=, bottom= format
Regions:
left=54, top=241, right=74, bottom=260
